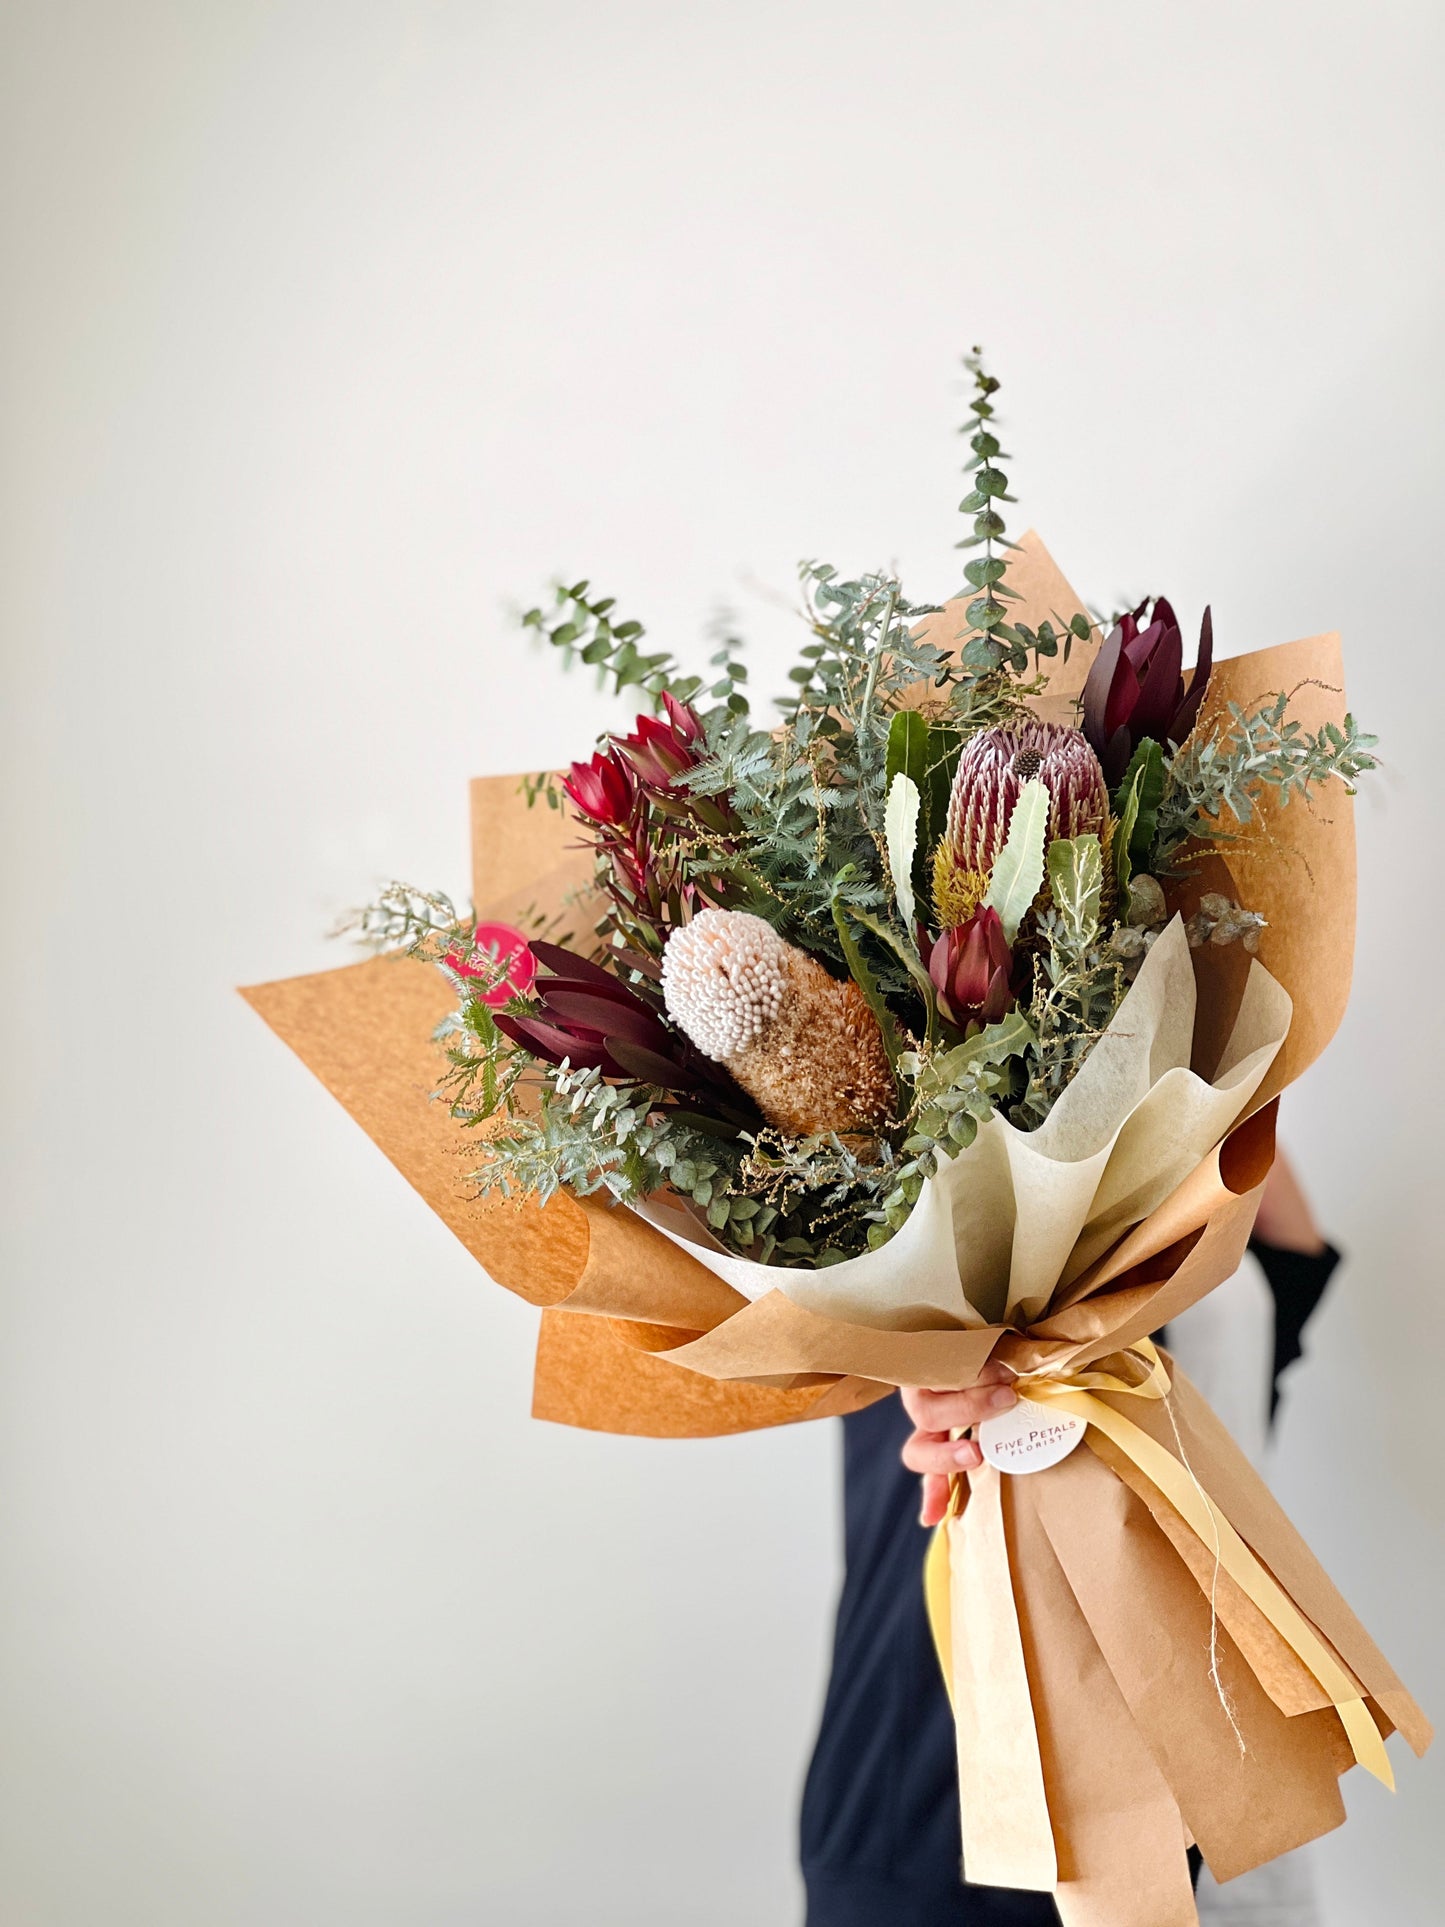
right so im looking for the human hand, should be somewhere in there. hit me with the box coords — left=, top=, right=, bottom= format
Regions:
left=901, top=1363, right=1017, bottom=1528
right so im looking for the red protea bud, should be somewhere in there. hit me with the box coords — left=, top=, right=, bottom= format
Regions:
left=562, top=748, right=636, bottom=825
left=929, top=907, right=1014, bottom=1028
left=933, top=722, right=1109, bottom=930
left=1081, top=597, right=1213, bottom=786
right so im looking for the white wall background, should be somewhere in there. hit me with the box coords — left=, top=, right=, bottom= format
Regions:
left=2, top=3, right=1442, bottom=1922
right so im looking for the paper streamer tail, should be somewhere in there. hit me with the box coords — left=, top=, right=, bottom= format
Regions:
left=923, top=1348, right=1419, bottom=1925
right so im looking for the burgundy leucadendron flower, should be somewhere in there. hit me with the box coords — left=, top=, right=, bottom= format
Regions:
left=562, top=746, right=636, bottom=826
left=1081, top=597, right=1214, bottom=787
left=929, top=906, right=1014, bottom=1029
left=613, top=692, right=707, bottom=790
left=491, top=940, right=757, bottom=1120
left=559, top=696, right=739, bottom=958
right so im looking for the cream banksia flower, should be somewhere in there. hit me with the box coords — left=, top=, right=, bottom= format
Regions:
left=661, top=909, right=894, bottom=1138
left=932, top=721, right=1111, bottom=929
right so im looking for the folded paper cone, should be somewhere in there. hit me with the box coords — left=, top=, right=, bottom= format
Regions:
left=242, top=533, right=1428, bottom=1923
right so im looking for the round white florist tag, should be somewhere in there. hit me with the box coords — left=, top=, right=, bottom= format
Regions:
left=977, top=1394, right=1086, bottom=1475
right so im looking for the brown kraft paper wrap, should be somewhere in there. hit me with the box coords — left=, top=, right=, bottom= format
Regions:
left=242, top=533, right=1429, bottom=1922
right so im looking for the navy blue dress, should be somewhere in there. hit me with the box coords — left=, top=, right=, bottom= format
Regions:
left=799, top=1239, right=1339, bottom=1925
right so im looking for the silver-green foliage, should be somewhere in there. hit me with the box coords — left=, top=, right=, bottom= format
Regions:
left=863, top=1014, right=1036, bottom=1242
left=521, top=580, right=749, bottom=717
left=474, top=1064, right=764, bottom=1232
left=682, top=566, right=954, bottom=990
left=1014, top=834, right=1126, bottom=1130
left=1153, top=696, right=1378, bottom=870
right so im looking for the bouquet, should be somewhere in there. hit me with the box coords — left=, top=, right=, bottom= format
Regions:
left=245, top=356, right=1428, bottom=1926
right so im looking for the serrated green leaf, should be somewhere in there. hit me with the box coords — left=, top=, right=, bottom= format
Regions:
left=830, top=898, right=907, bottom=1071
left=838, top=901, right=939, bottom=1043
left=1113, top=737, right=1166, bottom=872
left=950, top=1009, right=1037, bottom=1075
left=984, top=778, right=1049, bottom=943
left=1113, top=781, right=1138, bottom=891
left=910, top=1010, right=1035, bottom=1109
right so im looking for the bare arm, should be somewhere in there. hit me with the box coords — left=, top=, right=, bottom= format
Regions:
left=1251, top=1150, right=1326, bottom=1255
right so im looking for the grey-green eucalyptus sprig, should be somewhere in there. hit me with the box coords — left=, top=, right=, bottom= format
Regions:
left=955, top=349, right=1093, bottom=677
left=1152, top=694, right=1379, bottom=871
left=522, top=579, right=749, bottom=718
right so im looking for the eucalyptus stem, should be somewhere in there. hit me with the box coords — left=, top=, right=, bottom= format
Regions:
left=956, top=350, right=1015, bottom=667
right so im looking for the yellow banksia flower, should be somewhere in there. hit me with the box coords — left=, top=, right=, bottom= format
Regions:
left=930, top=850, right=990, bottom=932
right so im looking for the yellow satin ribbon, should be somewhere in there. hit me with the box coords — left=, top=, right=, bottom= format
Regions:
left=924, top=1339, right=1394, bottom=1791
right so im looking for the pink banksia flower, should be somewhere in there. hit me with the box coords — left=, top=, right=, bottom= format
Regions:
left=1081, top=597, right=1213, bottom=787
left=932, top=721, right=1110, bottom=930
left=661, top=909, right=894, bottom=1139
left=929, top=907, right=1014, bottom=1028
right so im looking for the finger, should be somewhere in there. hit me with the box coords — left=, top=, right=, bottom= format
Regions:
left=902, top=1429, right=983, bottom=1476
left=903, top=1381, right=1017, bottom=1434
left=900, top=1360, right=1014, bottom=1427
left=919, top=1472, right=951, bottom=1528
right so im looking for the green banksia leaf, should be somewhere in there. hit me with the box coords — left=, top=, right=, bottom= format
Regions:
left=885, top=709, right=929, bottom=793
left=1114, top=737, right=1166, bottom=872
